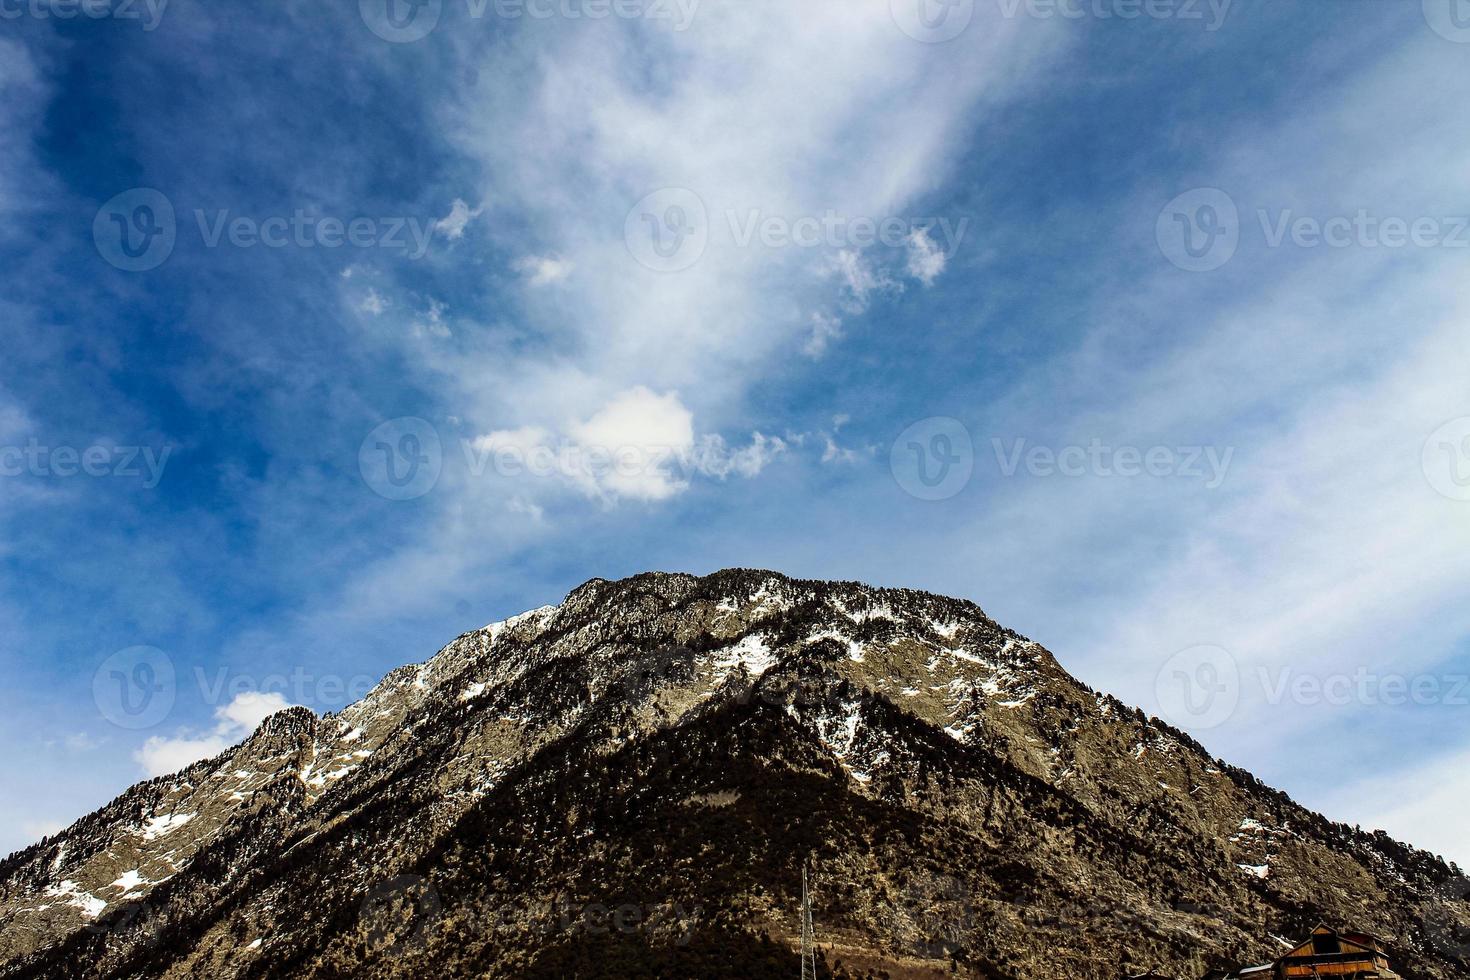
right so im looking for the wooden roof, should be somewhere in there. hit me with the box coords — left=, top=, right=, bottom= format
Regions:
left=1283, top=923, right=1380, bottom=960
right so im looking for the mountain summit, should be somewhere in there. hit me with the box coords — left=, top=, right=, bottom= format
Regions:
left=2, top=570, right=1467, bottom=978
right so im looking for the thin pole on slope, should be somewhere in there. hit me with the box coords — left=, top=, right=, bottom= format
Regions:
left=801, top=861, right=817, bottom=980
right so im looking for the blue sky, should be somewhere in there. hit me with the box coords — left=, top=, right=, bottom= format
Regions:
left=2, top=0, right=1468, bottom=867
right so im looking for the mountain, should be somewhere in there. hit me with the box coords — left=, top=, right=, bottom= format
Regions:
left=2, top=570, right=1467, bottom=979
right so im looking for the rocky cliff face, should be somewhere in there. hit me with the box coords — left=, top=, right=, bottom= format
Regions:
left=2, top=570, right=1467, bottom=979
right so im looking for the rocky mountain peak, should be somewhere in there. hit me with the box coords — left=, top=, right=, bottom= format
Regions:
left=2, top=570, right=1466, bottom=979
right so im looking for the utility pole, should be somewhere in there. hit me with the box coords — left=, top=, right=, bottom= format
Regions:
left=801, top=861, right=817, bottom=980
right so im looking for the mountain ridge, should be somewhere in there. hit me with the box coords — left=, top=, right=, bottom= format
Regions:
left=3, top=568, right=1467, bottom=979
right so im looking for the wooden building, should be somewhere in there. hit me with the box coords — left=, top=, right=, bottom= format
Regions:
left=1218, top=924, right=1399, bottom=980
left=1276, top=924, right=1398, bottom=979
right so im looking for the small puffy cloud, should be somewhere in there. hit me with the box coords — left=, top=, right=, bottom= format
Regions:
left=507, top=496, right=545, bottom=523
left=217, top=691, right=294, bottom=732
left=433, top=198, right=485, bottom=240
left=572, top=387, right=694, bottom=501
left=43, top=732, right=105, bottom=753
left=804, top=312, right=844, bottom=359
left=514, top=255, right=573, bottom=287
left=359, top=289, right=387, bottom=315
left=473, top=425, right=552, bottom=458
left=136, top=733, right=232, bottom=778
left=688, top=432, right=788, bottom=480
left=821, top=435, right=861, bottom=465
left=473, top=388, right=784, bottom=504
left=65, top=732, right=103, bottom=752
left=134, top=691, right=296, bottom=778
left=412, top=298, right=451, bottom=339
left=905, top=227, right=947, bottom=286
left=831, top=249, right=894, bottom=313
left=0, top=400, right=30, bottom=443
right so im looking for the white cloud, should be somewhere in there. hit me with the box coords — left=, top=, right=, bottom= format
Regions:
left=433, top=198, right=485, bottom=240
left=570, top=385, right=694, bottom=499
left=0, top=401, right=30, bottom=444
left=832, top=249, right=894, bottom=313
left=905, top=227, right=947, bottom=286
left=804, top=312, right=843, bottom=359
left=0, top=38, right=47, bottom=223
left=135, top=733, right=233, bottom=779
left=217, top=691, right=294, bottom=732
left=688, top=432, right=787, bottom=480
left=359, top=289, right=387, bottom=315
left=429, top=3, right=1056, bottom=462
left=514, top=255, right=574, bottom=287
left=474, top=387, right=784, bottom=504
left=820, top=434, right=871, bottom=465
left=135, top=691, right=296, bottom=778
left=412, top=298, right=451, bottom=339
left=507, top=496, right=545, bottom=523
left=64, top=732, right=102, bottom=753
